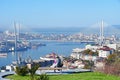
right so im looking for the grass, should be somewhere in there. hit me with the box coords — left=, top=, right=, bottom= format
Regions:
left=6, top=72, right=120, bottom=80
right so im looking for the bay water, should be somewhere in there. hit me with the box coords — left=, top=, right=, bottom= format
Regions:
left=0, top=41, right=86, bottom=67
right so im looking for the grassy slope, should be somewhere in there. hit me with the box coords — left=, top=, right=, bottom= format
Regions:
left=6, top=72, right=120, bottom=80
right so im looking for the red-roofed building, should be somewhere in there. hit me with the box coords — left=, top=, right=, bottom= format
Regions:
left=98, top=46, right=114, bottom=58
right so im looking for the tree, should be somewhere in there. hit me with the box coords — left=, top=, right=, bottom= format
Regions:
left=83, top=49, right=91, bottom=55
left=103, top=53, right=120, bottom=76
left=92, top=51, right=98, bottom=56
left=89, top=51, right=93, bottom=55
left=15, top=66, right=28, bottom=76
left=83, top=49, right=98, bottom=56
left=107, top=54, right=116, bottom=64
left=29, top=63, right=40, bottom=80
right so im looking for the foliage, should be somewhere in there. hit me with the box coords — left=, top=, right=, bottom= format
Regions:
left=13, top=63, right=49, bottom=80
left=83, top=60, right=90, bottom=69
left=107, top=54, right=116, bottom=63
left=36, top=74, right=49, bottom=80
left=103, top=52, right=120, bottom=76
left=83, top=49, right=91, bottom=55
left=15, top=66, right=28, bottom=76
left=29, top=63, right=40, bottom=80
left=104, top=63, right=120, bottom=76
left=6, top=72, right=120, bottom=80
left=83, top=49, right=98, bottom=56
left=83, top=60, right=94, bottom=70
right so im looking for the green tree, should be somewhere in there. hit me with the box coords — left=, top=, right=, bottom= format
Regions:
left=83, top=49, right=98, bottom=56
left=89, top=51, right=93, bottom=55
left=83, top=49, right=91, bottom=55
left=29, top=63, right=40, bottom=80
left=15, top=66, right=28, bottom=76
left=107, top=54, right=116, bottom=64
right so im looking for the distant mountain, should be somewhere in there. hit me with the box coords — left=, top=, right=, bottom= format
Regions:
left=21, top=27, right=85, bottom=33
left=0, top=29, right=5, bottom=32
left=104, top=25, right=120, bottom=35
left=19, top=25, right=120, bottom=35
left=0, top=31, right=3, bottom=33
left=79, top=25, right=120, bottom=35
left=1, top=24, right=120, bottom=35
left=112, top=25, right=120, bottom=29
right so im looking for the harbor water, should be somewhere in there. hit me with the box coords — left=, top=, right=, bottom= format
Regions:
left=0, top=41, right=86, bottom=67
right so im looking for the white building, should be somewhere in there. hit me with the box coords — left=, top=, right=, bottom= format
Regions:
left=107, top=43, right=117, bottom=50
left=98, top=46, right=114, bottom=58
left=98, top=50, right=110, bottom=58
left=6, top=65, right=12, bottom=71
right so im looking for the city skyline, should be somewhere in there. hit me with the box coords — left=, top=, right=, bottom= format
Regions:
left=0, top=0, right=120, bottom=29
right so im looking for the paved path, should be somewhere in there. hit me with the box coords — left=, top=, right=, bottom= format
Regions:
left=36, top=68, right=91, bottom=75
left=0, top=71, right=15, bottom=80
left=0, top=68, right=90, bottom=80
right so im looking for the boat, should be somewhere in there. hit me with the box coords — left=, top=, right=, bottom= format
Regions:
left=30, top=42, right=46, bottom=49
left=40, top=53, right=58, bottom=61
left=0, top=53, right=7, bottom=57
left=40, top=57, right=55, bottom=61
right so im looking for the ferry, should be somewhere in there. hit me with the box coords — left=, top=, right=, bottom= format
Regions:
left=40, top=53, right=58, bottom=61
left=40, top=57, right=55, bottom=61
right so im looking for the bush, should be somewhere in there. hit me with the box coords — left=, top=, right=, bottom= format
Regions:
left=83, top=60, right=94, bottom=70
left=104, top=63, right=120, bottom=76
left=15, top=66, right=28, bottom=76
left=99, top=53, right=120, bottom=76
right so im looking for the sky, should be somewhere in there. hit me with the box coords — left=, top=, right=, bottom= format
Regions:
left=0, top=0, right=120, bottom=29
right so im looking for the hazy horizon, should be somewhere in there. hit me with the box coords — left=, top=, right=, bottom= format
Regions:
left=1, top=25, right=120, bottom=36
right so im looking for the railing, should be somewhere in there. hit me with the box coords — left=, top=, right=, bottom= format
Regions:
left=38, top=67, right=67, bottom=72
